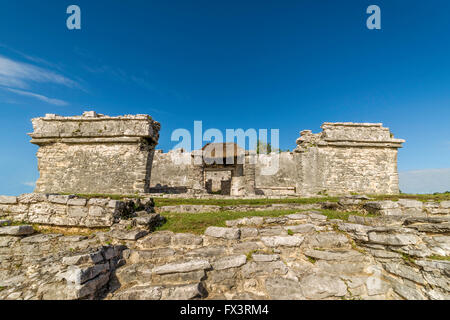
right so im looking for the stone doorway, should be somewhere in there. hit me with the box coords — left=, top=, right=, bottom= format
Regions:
left=204, top=169, right=232, bottom=195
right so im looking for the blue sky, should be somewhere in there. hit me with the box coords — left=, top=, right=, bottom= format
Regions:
left=0, top=0, right=449, bottom=195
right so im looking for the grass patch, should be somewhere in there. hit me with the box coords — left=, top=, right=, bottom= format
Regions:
left=370, top=192, right=450, bottom=202
left=154, top=208, right=373, bottom=234
left=287, top=229, right=294, bottom=236
left=320, top=209, right=375, bottom=221
left=400, top=252, right=416, bottom=264
left=427, top=255, right=450, bottom=261
left=307, top=256, right=317, bottom=264
left=33, top=225, right=110, bottom=236
left=155, top=209, right=299, bottom=234
left=153, top=197, right=340, bottom=207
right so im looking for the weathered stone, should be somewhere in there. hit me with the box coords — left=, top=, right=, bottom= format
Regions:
left=299, top=273, right=347, bottom=299
left=338, top=223, right=372, bottom=241
left=138, top=232, right=173, bottom=248
left=261, top=235, right=304, bottom=247
left=153, top=260, right=211, bottom=275
left=0, top=196, right=17, bottom=204
left=161, top=283, right=205, bottom=300
left=259, top=226, right=288, bottom=236
left=398, top=199, right=423, bottom=208
left=265, top=277, right=304, bottom=300
left=406, top=223, right=450, bottom=233
left=30, top=113, right=160, bottom=195
left=241, top=261, right=288, bottom=277
left=226, top=217, right=264, bottom=227
left=154, top=270, right=206, bottom=285
left=0, top=225, right=34, bottom=236
left=303, top=249, right=364, bottom=261
left=48, top=195, right=72, bottom=205
left=391, top=280, right=426, bottom=300
left=252, top=254, right=280, bottom=262
left=368, top=231, right=420, bottom=246
left=308, top=213, right=327, bottom=221
left=285, top=213, right=309, bottom=220
left=240, top=227, right=259, bottom=238
left=64, top=263, right=110, bottom=285
left=113, top=285, right=162, bottom=300
left=187, top=246, right=227, bottom=258
left=231, top=241, right=264, bottom=254
left=284, top=224, right=315, bottom=234
left=110, top=229, right=149, bottom=241
left=62, top=250, right=105, bottom=265
left=67, top=198, right=88, bottom=206
left=172, top=233, right=203, bottom=247
left=303, top=232, right=349, bottom=248
left=212, top=255, right=247, bottom=270
left=204, top=227, right=240, bottom=240
left=20, top=234, right=61, bottom=243
left=384, top=262, right=426, bottom=285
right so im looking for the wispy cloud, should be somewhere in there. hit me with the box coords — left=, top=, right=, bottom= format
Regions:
left=22, top=181, right=35, bottom=187
left=0, top=54, right=78, bottom=89
left=6, top=88, right=68, bottom=106
left=399, top=168, right=450, bottom=194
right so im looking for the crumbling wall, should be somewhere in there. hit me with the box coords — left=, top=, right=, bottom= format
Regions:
left=0, top=194, right=148, bottom=228
left=149, top=149, right=198, bottom=192
left=295, top=123, right=404, bottom=196
left=255, top=153, right=297, bottom=195
left=29, top=111, right=160, bottom=195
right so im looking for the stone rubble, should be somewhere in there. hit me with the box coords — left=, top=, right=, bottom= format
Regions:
left=0, top=197, right=449, bottom=300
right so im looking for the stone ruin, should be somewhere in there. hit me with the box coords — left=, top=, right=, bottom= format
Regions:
left=29, top=111, right=160, bottom=195
left=151, top=122, right=405, bottom=197
left=2, top=111, right=447, bottom=301
left=27, top=112, right=404, bottom=197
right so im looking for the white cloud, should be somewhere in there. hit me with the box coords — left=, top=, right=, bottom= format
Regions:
left=399, top=168, right=450, bottom=194
left=0, top=54, right=78, bottom=89
left=22, top=181, right=35, bottom=187
left=6, top=88, right=68, bottom=106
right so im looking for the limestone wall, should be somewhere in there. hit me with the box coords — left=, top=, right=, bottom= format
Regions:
left=149, top=149, right=198, bottom=192
left=295, top=123, right=404, bottom=196
left=29, top=111, right=160, bottom=195
left=0, top=194, right=147, bottom=228
left=255, top=153, right=297, bottom=195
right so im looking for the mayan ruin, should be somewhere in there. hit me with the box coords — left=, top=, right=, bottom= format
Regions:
left=1, top=2, right=449, bottom=308
left=0, top=111, right=448, bottom=301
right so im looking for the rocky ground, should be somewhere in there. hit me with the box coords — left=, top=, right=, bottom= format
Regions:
left=0, top=196, right=449, bottom=300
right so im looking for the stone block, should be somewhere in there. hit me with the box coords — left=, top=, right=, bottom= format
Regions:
left=0, top=225, right=34, bottom=236
left=153, top=260, right=211, bottom=275
left=204, top=227, right=240, bottom=240
left=261, top=235, right=304, bottom=247
left=0, top=196, right=17, bottom=204
left=211, top=255, right=247, bottom=270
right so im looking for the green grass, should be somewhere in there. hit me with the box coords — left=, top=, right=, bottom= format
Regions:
left=60, top=192, right=450, bottom=204
left=155, top=208, right=373, bottom=234
left=153, top=197, right=340, bottom=207
left=62, top=193, right=144, bottom=200
left=320, top=209, right=375, bottom=221
left=428, top=255, right=450, bottom=261
left=155, top=209, right=300, bottom=234
left=306, top=256, right=317, bottom=264
left=370, top=192, right=450, bottom=202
